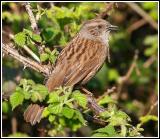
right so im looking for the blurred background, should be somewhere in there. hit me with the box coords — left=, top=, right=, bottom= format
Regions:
left=2, top=2, right=158, bottom=137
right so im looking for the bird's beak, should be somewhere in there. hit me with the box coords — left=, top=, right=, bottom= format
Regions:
left=108, top=25, right=119, bottom=31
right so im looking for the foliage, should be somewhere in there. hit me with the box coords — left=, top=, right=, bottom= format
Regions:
left=2, top=2, right=158, bottom=137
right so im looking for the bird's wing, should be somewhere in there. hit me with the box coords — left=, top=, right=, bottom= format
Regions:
left=46, top=37, right=106, bottom=92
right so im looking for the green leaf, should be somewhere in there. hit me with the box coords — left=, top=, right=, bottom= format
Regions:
left=48, top=104, right=63, bottom=114
left=98, top=96, right=117, bottom=105
left=10, top=92, right=24, bottom=110
left=140, top=115, right=158, bottom=124
left=2, top=101, right=10, bottom=113
left=23, top=90, right=31, bottom=100
left=107, top=110, right=131, bottom=126
left=32, top=34, right=42, bottom=43
left=23, top=29, right=33, bottom=37
left=8, top=132, right=29, bottom=137
left=108, top=69, right=119, bottom=81
left=72, top=90, right=87, bottom=108
left=92, top=133, right=108, bottom=137
left=31, top=84, right=48, bottom=102
left=100, top=110, right=110, bottom=119
left=62, top=106, right=74, bottom=119
left=49, top=115, right=56, bottom=123
left=47, top=93, right=60, bottom=104
left=42, top=107, right=50, bottom=118
left=14, top=32, right=26, bottom=47
left=40, top=53, right=49, bottom=62
left=74, top=110, right=86, bottom=125
left=92, top=125, right=117, bottom=137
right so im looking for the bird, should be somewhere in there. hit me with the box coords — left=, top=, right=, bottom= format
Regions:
left=23, top=18, right=118, bottom=125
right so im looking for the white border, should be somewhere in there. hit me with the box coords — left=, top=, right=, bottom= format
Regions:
left=1, top=1, right=159, bottom=138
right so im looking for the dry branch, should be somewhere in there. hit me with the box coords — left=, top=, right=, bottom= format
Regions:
left=2, top=43, right=51, bottom=76
left=116, top=50, right=139, bottom=99
left=127, top=2, right=158, bottom=30
left=24, top=2, right=40, bottom=34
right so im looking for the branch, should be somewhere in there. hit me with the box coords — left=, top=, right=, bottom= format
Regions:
left=127, top=19, right=147, bottom=34
left=143, top=55, right=156, bottom=68
left=126, top=2, right=158, bottom=30
left=116, top=50, right=140, bottom=99
left=24, top=2, right=40, bottom=34
left=81, top=87, right=105, bottom=115
left=97, top=2, right=117, bottom=19
left=147, top=101, right=158, bottom=115
left=24, top=2, right=45, bottom=54
left=2, top=43, right=51, bottom=76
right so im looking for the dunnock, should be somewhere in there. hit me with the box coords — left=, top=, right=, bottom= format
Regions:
left=24, top=18, right=118, bottom=125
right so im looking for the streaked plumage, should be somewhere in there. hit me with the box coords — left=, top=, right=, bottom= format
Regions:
left=24, top=18, right=118, bottom=125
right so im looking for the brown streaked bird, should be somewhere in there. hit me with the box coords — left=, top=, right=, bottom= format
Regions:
left=24, top=18, right=118, bottom=125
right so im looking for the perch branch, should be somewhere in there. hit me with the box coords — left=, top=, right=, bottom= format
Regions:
left=84, top=113, right=107, bottom=126
left=2, top=43, right=51, bottom=76
left=81, top=87, right=105, bottom=115
left=127, top=2, right=158, bottom=30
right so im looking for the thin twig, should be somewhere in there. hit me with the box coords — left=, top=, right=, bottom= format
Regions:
left=127, top=2, right=158, bottom=30
left=116, top=50, right=139, bottom=99
left=81, top=87, right=105, bottom=115
left=97, top=86, right=116, bottom=101
left=97, top=2, right=116, bottom=19
left=24, top=2, right=45, bottom=54
left=2, top=43, right=51, bottom=76
left=3, top=30, right=41, bottom=63
left=24, top=2, right=40, bottom=34
left=23, top=45, right=40, bottom=63
left=11, top=117, right=17, bottom=134
left=147, top=101, right=158, bottom=115
left=143, top=55, right=156, bottom=68
left=127, top=19, right=147, bottom=34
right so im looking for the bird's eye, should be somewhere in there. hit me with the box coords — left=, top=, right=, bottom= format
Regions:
left=98, top=25, right=102, bottom=29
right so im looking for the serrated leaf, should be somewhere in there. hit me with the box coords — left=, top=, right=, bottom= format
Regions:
left=30, top=84, right=48, bottom=102
left=72, top=90, right=87, bottom=108
left=49, top=54, right=57, bottom=64
left=10, top=92, right=24, bottom=110
left=98, top=96, right=117, bottom=105
left=32, top=34, right=42, bottom=42
left=107, top=110, right=131, bottom=126
left=14, top=32, right=26, bottom=47
left=100, top=110, right=110, bottom=118
left=42, top=107, right=50, bottom=118
left=47, top=93, right=60, bottom=103
left=23, top=90, right=31, bottom=100
left=45, top=48, right=52, bottom=54
left=40, top=53, right=49, bottom=62
left=49, top=115, right=56, bottom=123
left=62, top=106, right=74, bottom=119
left=74, top=110, right=86, bottom=125
left=93, top=125, right=117, bottom=137
left=48, top=104, right=63, bottom=114
left=23, top=29, right=33, bottom=37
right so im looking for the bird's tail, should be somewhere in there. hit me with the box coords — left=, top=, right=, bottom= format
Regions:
left=23, top=104, right=44, bottom=125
